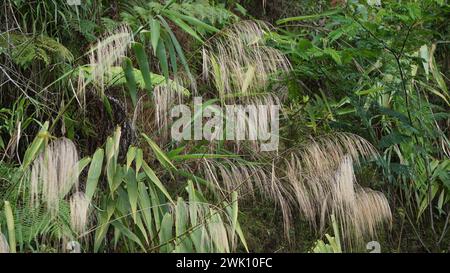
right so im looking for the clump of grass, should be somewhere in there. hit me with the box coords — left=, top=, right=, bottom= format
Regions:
left=200, top=158, right=293, bottom=236
left=69, top=192, right=90, bottom=235
left=77, top=24, right=133, bottom=102
left=286, top=133, right=392, bottom=247
left=202, top=20, right=291, bottom=99
left=89, top=24, right=133, bottom=92
left=30, top=138, right=80, bottom=216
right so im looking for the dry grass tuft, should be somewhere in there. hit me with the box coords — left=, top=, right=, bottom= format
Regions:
left=89, top=25, right=132, bottom=92
left=70, top=192, right=90, bottom=235
left=76, top=24, right=133, bottom=101
left=200, top=158, right=293, bottom=235
left=202, top=20, right=291, bottom=99
left=30, top=138, right=79, bottom=216
left=285, top=133, right=392, bottom=246
left=153, top=84, right=186, bottom=137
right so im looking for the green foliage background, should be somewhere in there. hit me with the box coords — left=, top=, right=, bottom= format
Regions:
left=0, top=0, right=449, bottom=253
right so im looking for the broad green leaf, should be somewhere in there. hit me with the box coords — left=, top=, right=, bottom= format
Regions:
left=158, top=16, right=193, bottom=83
left=4, top=201, right=16, bottom=253
left=126, top=146, right=137, bottom=171
left=123, top=57, right=138, bottom=107
left=22, top=121, right=49, bottom=169
left=126, top=169, right=139, bottom=223
left=159, top=213, right=173, bottom=253
left=61, top=156, right=91, bottom=197
left=156, top=39, right=169, bottom=80
left=86, top=148, right=104, bottom=201
left=142, top=161, right=174, bottom=204
left=165, top=13, right=203, bottom=42
left=138, top=182, right=155, bottom=239
left=132, top=42, right=153, bottom=96
left=166, top=11, right=219, bottom=33
left=142, top=134, right=176, bottom=170
left=150, top=19, right=161, bottom=55
left=111, top=221, right=146, bottom=252
left=135, top=148, right=143, bottom=175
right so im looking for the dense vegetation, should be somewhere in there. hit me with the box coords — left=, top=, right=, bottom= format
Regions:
left=0, top=0, right=448, bottom=253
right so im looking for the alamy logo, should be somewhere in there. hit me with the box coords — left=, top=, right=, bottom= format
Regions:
left=170, top=97, right=280, bottom=151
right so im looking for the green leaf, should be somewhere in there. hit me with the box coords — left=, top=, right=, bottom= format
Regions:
left=230, top=191, right=238, bottom=244
left=277, top=9, right=342, bottom=24
left=4, top=201, right=16, bottom=253
left=165, top=13, right=203, bottom=42
left=111, top=220, right=146, bottom=252
left=142, top=134, right=176, bottom=170
left=126, top=146, right=136, bottom=171
left=123, top=57, right=138, bottom=107
left=135, top=148, right=143, bottom=175
left=159, top=213, right=174, bottom=253
left=175, top=197, right=187, bottom=238
left=86, top=148, right=104, bottom=201
left=102, top=94, right=113, bottom=119
left=150, top=19, right=161, bottom=55
left=164, top=10, right=219, bottom=33
left=132, top=42, right=153, bottom=96
left=158, top=16, right=193, bottom=83
left=22, top=121, right=49, bottom=169
left=156, top=39, right=169, bottom=80
left=175, top=197, right=192, bottom=252
left=61, top=156, right=91, bottom=197
left=138, top=182, right=155, bottom=239
left=142, top=161, right=174, bottom=204
left=126, top=169, right=139, bottom=223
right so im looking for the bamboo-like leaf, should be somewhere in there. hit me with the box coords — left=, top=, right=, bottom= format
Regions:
left=164, top=10, right=219, bottom=33
left=135, top=213, right=149, bottom=245
left=126, top=169, right=139, bottom=223
left=86, top=148, right=104, bottom=201
left=165, top=13, right=203, bottom=42
left=165, top=35, right=178, bottom=74
left=142, top=161, right=174, bottom=204
left=4, top=201, right=16, bottom=253
left=156, top=39, right=169, bottom=80
left=159, top=213, right=173, bottom=253
left=142, top=134, right=176, bottom=170
left=102, top=94, right=113, bottom=119
left=94, top=206, right=113, bottom=252
left=126, top=146, right=136, bottom=171
left=132, top=42, right=153, bottom=96
left=123, top=57, right=138, bottom=107
left=150, top=18, right=161, bottom=55
left=230, top=191, right=238, bottom=246
left=136, top=148, right=143, bottom=175
left=224, top=199, right=248, bottom=253
left=105, top=137, right=115, bottom=193
left=148, top=183, right=162, bottom=232
left=175, top=197, right=191, bottom=252
left=138, top=182, right=155, bottom=240
left=61, top=156, right=91, bottom=197
left=22, top=121, right=49, bottom=169
left=276, top=9, right=342, bottom=24
left=158, top=16, right=193, bottom=81
left=111, top=221, right=146, bottom=252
